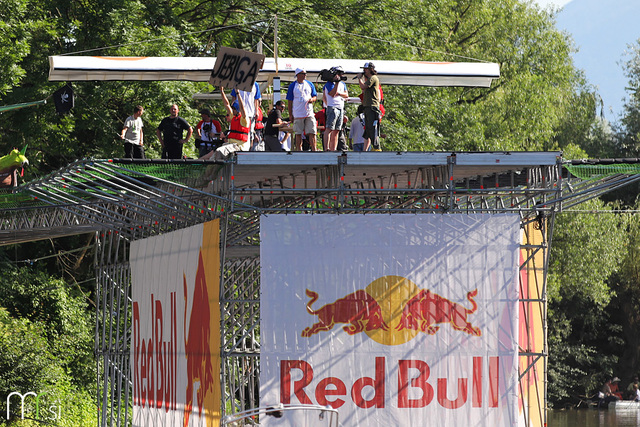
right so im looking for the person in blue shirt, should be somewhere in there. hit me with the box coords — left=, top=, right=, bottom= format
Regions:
left=286, top=68, right=318, bottom=151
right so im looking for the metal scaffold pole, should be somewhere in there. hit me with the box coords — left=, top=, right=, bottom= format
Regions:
left=3, top=153, right=640, bottom=426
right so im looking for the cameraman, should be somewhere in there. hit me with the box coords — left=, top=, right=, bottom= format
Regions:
left=322, top=66, right=349, bottom=151
left=195, top=109, right=222, bottom=157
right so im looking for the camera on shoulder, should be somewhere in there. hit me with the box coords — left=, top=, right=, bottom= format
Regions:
left=319, top=66, right=347, bottom=82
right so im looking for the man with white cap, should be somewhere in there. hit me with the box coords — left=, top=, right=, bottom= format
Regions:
left=358, top=61, right=382, bottom=151
left=286, top=68, right=318, bottom=151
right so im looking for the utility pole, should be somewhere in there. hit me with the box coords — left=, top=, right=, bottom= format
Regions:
left=273, top=14, right=281, bottom=104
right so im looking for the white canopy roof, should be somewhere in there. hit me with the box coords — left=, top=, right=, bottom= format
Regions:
left=48, top=56, right=499, bottom=87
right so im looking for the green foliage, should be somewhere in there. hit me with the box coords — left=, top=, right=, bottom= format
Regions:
left=0, top=266, right=96, bottom=425
left=617, top=41, right=640, bottom=156
left=0, top=0, right=602, bottom=179
left=547, top=199, right=629, bottom=407
left=0, top=0, right=636, bottom=413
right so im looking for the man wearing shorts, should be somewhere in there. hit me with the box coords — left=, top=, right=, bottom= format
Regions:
left=286, top=68, right=318, bottom=151
left=322, top=66, right=348, bottom=151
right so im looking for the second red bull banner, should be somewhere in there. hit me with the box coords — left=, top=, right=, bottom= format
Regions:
left=130, top=220, right=221, bottom=427
left=260, top=214, right=520, bottom=426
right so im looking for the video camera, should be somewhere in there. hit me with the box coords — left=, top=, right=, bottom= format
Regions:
left=319, top=66, right=347, bottom=82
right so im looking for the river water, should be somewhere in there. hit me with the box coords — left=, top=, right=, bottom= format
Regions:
left=549, top=409, right=640, bottom=426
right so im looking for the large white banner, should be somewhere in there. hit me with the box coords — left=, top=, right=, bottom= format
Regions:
left=130, top=220, right=221, bottom=427
left=260, top=214, right=520, bottom=426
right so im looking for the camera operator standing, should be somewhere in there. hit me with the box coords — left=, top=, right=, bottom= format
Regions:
left=358, top=62, right=382, bottom=151
left=195, top=109, right=222, bottom=157
left=323, top=66, right=349, bottom=151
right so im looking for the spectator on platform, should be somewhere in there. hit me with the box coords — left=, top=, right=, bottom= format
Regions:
left=357, top=61, right=382, bottom=151
left=156, top=104, right=192, bottom=159
left=315, top=107, right=326, bottom=151
left=201, top=87, right=250, bottom=161
left=337, top=114, right=349, bottom=151
left=286, top=68, right=318, bottom=151
left=323, top=66, right=348, bottom=151
left=264, top=101, right=287, bottom=152
left=120, top=105, right=145, bottom=159
left=349, top=105, right=367, bottom=152
left=231, top=82, right=262, bottom=149
left=195, top=109, right=222, bottom=157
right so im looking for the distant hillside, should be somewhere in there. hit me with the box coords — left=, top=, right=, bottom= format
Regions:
left=556, top=0, right=640, bottom=121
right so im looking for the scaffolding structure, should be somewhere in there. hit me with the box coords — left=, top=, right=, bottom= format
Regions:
left=2, top=152, right=640, bottom=426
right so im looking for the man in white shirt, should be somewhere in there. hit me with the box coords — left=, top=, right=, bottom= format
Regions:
left=120, top=105, right=144, bottom=159
left=349, top=105, right=367, bottom=151
left=286, top=68, right=318, bottom=151
left=322, top=66, right=348, bottom=151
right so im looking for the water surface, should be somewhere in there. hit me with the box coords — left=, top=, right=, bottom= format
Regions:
left=549, top=408, right=640, bottom=426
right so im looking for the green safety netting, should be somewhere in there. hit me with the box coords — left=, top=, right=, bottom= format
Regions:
left=0, top=99, right=47, bottom=113
left=565, top=163, right=640, bottom=179
left=0, top=160, right=220, bottom=211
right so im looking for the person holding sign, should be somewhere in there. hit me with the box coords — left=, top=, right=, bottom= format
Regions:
left=286, top=68, right=318, bottom=151
left=230, top=82, right=262, bottom=149
left=201, top=87, right=250, bottom=161
left=156, top=104, right=192, bottom=159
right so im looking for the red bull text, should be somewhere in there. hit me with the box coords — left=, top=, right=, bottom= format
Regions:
left=280, top=356, right=500, bottom=410
left=132, top=292, right=178, bottom=411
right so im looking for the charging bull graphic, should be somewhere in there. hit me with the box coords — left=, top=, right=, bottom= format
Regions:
left=396, top=289, right=481, bottom=336
left=302, top=285, right=481, bottom=340
left=301, top=289, right=389, bottom=337
left=183, top=251, right=216, bottom=427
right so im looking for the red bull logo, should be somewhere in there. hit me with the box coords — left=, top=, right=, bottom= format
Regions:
left=183, top=250, right=217, bottom=427
left=301, top=289, right=389, bottom=337
left=396, top=289, right=481, bottom=336
left=301, top=275, right=481, bottom=345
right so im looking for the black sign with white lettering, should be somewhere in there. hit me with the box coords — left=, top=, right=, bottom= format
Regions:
left=209, top=47, right=265, bottom=92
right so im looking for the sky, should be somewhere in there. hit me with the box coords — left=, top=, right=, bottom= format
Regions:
left=534, top=0, right=572, bottom=8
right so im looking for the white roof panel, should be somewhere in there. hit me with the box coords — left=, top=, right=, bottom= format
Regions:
left=49, top=56, right=499, bottom=87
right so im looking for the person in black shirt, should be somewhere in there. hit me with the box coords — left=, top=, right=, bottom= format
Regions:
left=156, top=104, right=193, bottom=159
left=263, top=100, right=287, bottom=152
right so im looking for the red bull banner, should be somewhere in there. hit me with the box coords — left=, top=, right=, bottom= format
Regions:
left=260, top=214, right=520, bottom=426
left=130, top=220, right=221, bottom=426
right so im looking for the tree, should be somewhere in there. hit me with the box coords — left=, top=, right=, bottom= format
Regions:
left=0, top=0, right=602, bottom=178
left=0, top=267, right=96, bottom=425
left=616, top=40, right=640, bottom=157
left=547, top=199, right=627, bottom=405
